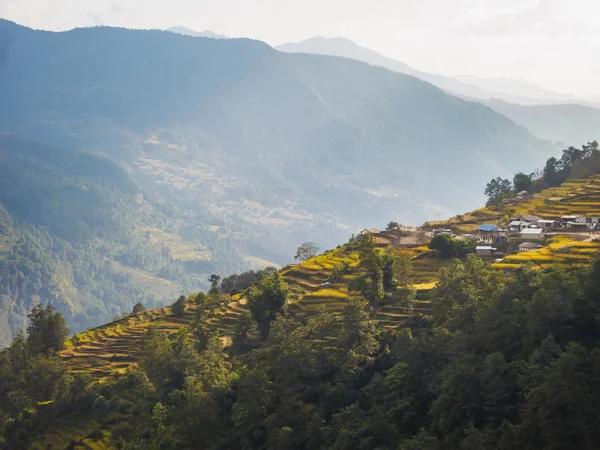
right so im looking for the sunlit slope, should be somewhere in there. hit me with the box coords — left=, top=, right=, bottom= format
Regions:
left=426, top=173, right=600, bottom=233
left=62, top=231, right=454, bottom=379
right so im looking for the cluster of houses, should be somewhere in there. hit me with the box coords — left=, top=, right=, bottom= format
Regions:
left=474, top=213, right=599, bottom=257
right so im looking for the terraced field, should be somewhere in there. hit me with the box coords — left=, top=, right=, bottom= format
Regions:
left=493, top=236, right=600, bottom=270
left=426, top=174, right=600, bottom=233
left=62, top=298, right=251, bottom=380
left=62, top=233, right=449, bottom=381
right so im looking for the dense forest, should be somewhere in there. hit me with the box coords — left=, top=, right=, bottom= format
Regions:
left=0, top=135, right=246, bottom=347
left=2, top=248, right=599, bottom=449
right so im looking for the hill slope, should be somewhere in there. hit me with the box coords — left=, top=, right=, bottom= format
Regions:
left=481, top=99, right=600, bottom=146
left=0, top=20, right=549, bottom=251
left=277, top=37, right=600, bottom=145
left=0, top=135, right=224, bottom=347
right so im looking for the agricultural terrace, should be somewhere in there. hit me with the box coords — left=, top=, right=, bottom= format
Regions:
left=62, top=297, right=250, bottom=381
left=493, top=236, right=600, bottom=270
left=425, top=173, right=600, bottom=233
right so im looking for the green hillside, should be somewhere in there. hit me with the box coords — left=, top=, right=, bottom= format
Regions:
left=0, top=136, right=230, bottom=347
left=0, top=19, right=550, bottom=260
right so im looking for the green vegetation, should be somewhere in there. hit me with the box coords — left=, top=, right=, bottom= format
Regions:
left=0, top=19, right=550, bottom=273
left=3, top=254, right=600, bottom=449
left=429, top=234, right=475, bottom=259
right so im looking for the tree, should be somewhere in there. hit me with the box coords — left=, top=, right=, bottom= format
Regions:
left=513, top=172, right=533, bottom=193
left=132, top=303, right=146, bottom=315
left=340, top=299, right=378, bottom=373
left=172, top=295, right=187, bottom=315
left=247, top=273, right=290, bottom=337
left=209, top=274, right=221, bottom=295
left=393, top=253, right=413, bottom=288
left=26, top=304, right=69, bottom=354
left=386, top=221, right=401, bottom=231
left=428, top=234, right=474, bottom=259
left=543, top=157, right=559, bottom=184
left=484, top=177, right=512, bottom=205
left=294, top=242, right=320, bottom=261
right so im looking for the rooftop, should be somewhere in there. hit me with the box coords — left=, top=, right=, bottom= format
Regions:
left=478, top=224, right=498, bottom=232
left=519, top=242, right=543, bottom=249
left=521, top=228, right=543, bottom=235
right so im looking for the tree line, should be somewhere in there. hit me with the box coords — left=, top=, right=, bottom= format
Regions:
left=485, top=141, right=599, bottom=206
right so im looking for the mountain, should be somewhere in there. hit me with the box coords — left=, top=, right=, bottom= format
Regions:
left=2, top=172, right=600, bottom=448
left=276, top=36, right=496, bottom=100
left=482, top=99, right=600, bottom=146
left=0, top=20, right=553, bottom=341
left=276, top=36, right=600, bottom=145
left=0, top=135, right=202, bottom=346
left=457, top=75, right=600, bottom=106
left=166, top=26, right=227, bottom=39
left=275, top=36, right=571, bottom=105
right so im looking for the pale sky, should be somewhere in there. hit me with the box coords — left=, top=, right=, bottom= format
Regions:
left=2, top=0, right=599, bottom=96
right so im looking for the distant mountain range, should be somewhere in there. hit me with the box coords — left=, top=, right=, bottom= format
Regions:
left=276, top=37, right=600, bottom=106
left=0, top=18, right=552, bottom=342
left=276, top=36, right=600, bottom=145
left=166, top=26, right=228, bottom=39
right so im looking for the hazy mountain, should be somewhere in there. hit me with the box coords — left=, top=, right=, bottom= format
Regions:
left=458, top=75, right=600, bottom=105
left=0, top=20, right=551, bottom=334
left=482, top=99, right=600, bottom=146
left=275, top=36, right=569, bottom=105
left=166, top=26, right=227, bottom=39
left=0, top=135, right=196, bottom=346
left=276, top=36, right=494, bottom=99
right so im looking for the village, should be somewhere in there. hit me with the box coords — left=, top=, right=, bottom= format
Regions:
left=432, top=189, right=599, bottom=260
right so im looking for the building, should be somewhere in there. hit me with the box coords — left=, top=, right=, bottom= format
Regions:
left=567, top=222, right=589, bottom=231
left=516, top=190, right=534, bottom=200
left=518, top=242, right=543, bottom=252
left=359, top=228, right=380, bottom=236
left=433, top=229, right=454, bottom=237
left=520, top=228, right=544, bottom=240
left=537, top=219, right=558, bottom=230
left=508, top=221, right=528, bottom=232
left=518, top=214, right=543, bottom=224
left=476, top=246, right=497, bottom=257
left=477, top=224, right=507, bottom=244
left=561, top=215, right=578, bottom=226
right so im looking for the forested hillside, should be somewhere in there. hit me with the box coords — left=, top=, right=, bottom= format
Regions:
left=0, top=19, right=550, bottom=262
left=0, top=136, right=221, bottom=347
left=1, top=242, right=599, bottom=449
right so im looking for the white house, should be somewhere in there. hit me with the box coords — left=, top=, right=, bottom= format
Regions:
left=476, top=246, right=497, bottom=257
left=519, top=242, right=543, bottom=252
left=537, top=219, right=558, bottom=230
left=561, top=215, right=577, bottom=226
left=520, top=228, right=544, bottom=240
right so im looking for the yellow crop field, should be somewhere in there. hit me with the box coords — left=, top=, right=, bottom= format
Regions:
left=494, top=236, right=599, bottom=270
left=306, top=288, right=349, bottom=299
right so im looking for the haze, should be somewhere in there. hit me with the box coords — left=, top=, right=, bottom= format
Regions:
left=2, top=0, right=599, bottom=97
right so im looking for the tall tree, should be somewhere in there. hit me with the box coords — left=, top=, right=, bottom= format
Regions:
left=26, top=304, right=69, bottom=354
left=513, top=172, right=533, bottom=193
left=484, top=177, right=513, bottom=205
left=247, top=273, right=290, bottom=337
left=295, top=242, right=321, bottom=261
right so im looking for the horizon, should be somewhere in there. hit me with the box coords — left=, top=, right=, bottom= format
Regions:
left=2, top=0, right=599, bottom=97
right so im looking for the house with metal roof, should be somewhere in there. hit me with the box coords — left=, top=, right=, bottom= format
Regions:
left=520, top=228, right=544, bottom=240
left=477, top=224, right=507, bottom=244
left=518, top=242, right=543, bottom=252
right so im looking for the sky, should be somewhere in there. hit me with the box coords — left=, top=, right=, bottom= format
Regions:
left=2, top=0, right=599, bottom=96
